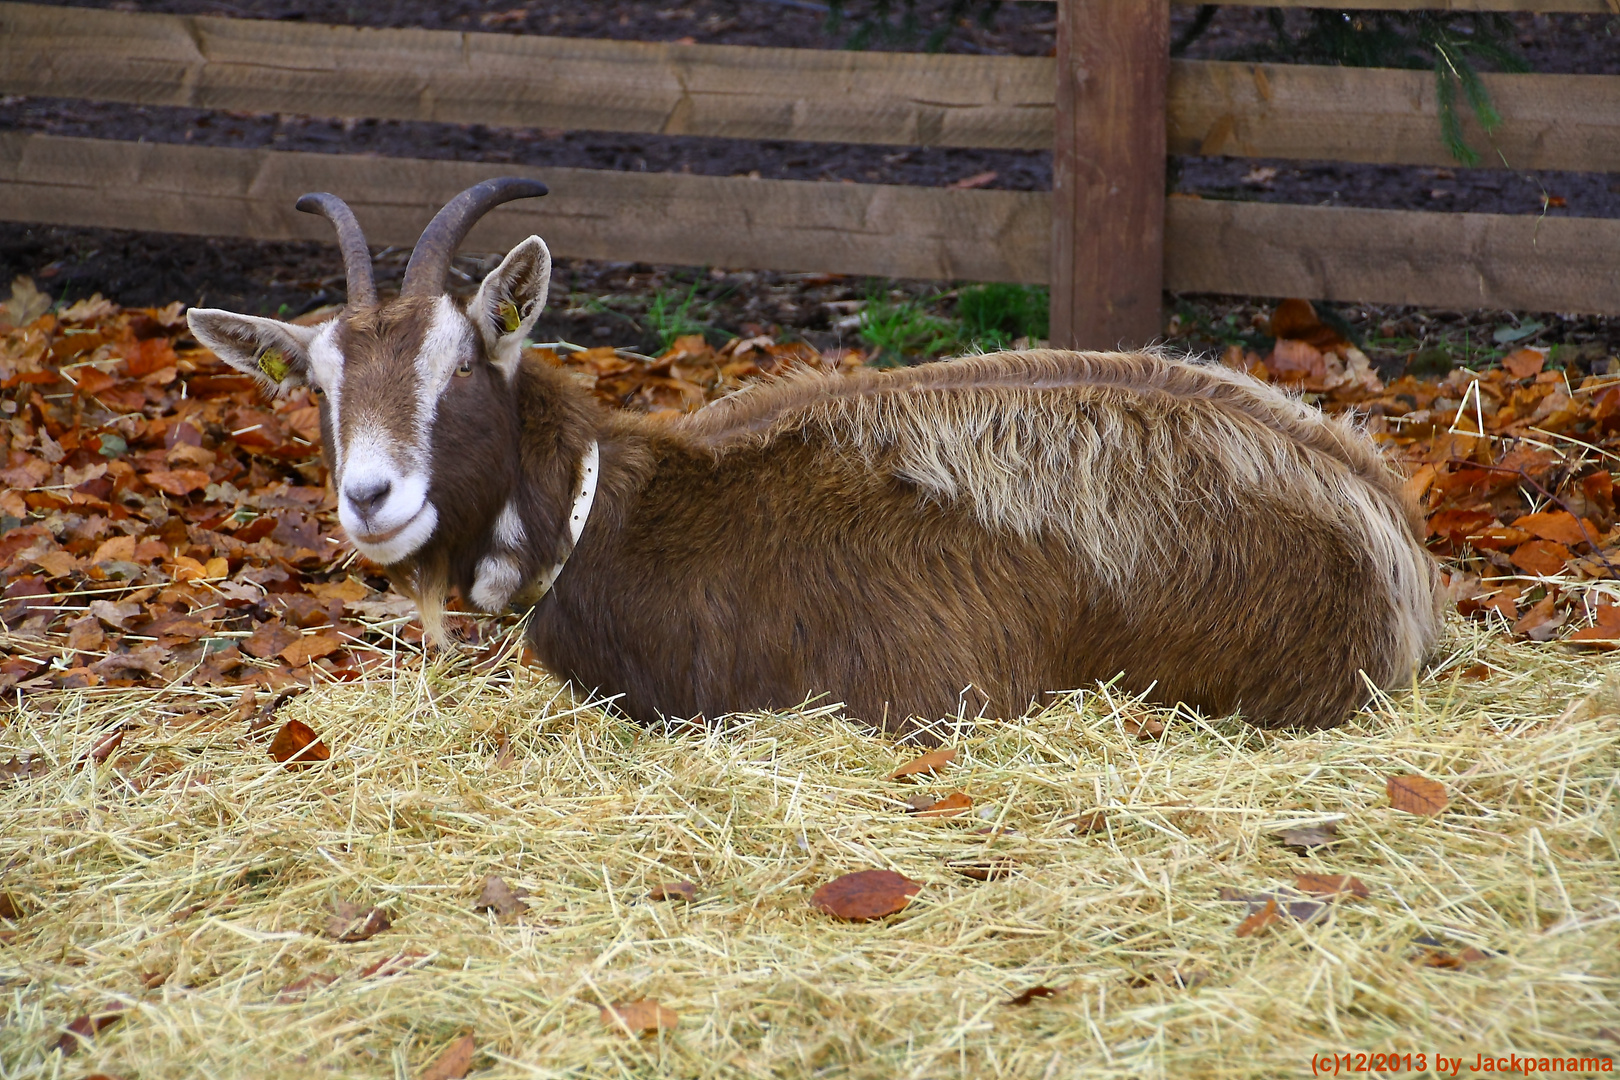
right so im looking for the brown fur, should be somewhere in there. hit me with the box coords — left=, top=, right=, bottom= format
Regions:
left=481, top=349, right=1443, bottom=737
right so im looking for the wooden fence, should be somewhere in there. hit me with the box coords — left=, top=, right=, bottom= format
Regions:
left=0, top=0, right=1616, bottom=348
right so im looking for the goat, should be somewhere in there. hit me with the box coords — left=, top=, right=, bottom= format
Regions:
left=187, top=178, right=1446, bottom=736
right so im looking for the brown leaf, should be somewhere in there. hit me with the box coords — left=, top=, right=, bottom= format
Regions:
left=52, top=1003, right=126, bottom=1054
left=268, top=719, right=330, bottom=768
left=1513, top=510, right=1595, bottom=547
left=280, top=632, right=343, bottom=668
left=1502, top=347, right=1547, bottom=380
left=474, top=875, right=528, bottom=917
left=0, top=755, right=46, bottom=785
left=243, top=621, right=299, bottom=660
left=890, top=747, right=955, bottom=780
left=1512, top=594, right=1562, bottom=640
left=419, top=1034, right=477, bottom=1080
left=1278, top=822, right=1341, bottom=850
left=1387, top=774, right=1448, bottom=816
left=648, top=880, right=697, bottom=903
left=353, top=950, right=428, bottom=980
left=1510, top=539, right=1573, bottom=577
left=1234, top=897, right=1281, bottom=937
left=601, top=999, right=678, bottom=1036
left=232, top=686, right=258, bottom=724
left=142, top=468, right=211, bottom=496
left=913, top=791, right=973, bottom=818
left=1006, top=984, right=1065, bottom=1006
left=1064, top=810, right=1110, bottom=834
left=0, top=892, right=27, bottom=920
left=275, top=972, right=337, bottom=1003
left=1294, top=874, right=1370, bottom=898
left=1122, top=715, right=1166, bottom=740
left=811, top=869, right=921, bottom=921
left=325, top=900, right=391, bottom=942
left=82, top=728, right=124, bottom=766
left=946, top=857, right=1016, bottom=881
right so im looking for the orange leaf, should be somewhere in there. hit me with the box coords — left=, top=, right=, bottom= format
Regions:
left=913, top=791, right=973, bottom=818
left=890, top=747, right=955, bottom=780
left=418, top=1034, right=477, bottom=1080
left=1502, top=348, right=1547, bottom=380
left=1234, top=897, right=1280, bottom=937
left=1511, top=594, right=1560, bottom=639
left=1510, top=539, right=1573, bottom=577
left=1122, top=716, right=1165, bottom=740
left=1387, top=773, right=1448, bottom=816
left=243, top=622, right=299, bottom=660
left=268, top=718, right=330, bottom=767
left=1294, top=874, right=1370, bottom=898
left=142, top=469, right=211, bottom=496
left=601, top=999, right=678, bottom=1036
left=811, top=869, right=921, bottom=921
left=280, top=632, right=343, bottom=668
left=1512, top=511, right=1593, bottom=547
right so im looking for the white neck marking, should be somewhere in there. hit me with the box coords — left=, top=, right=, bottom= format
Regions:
left=534, top=440, right=600, bottom=598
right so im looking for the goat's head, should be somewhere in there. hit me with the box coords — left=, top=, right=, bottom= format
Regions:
left=186, top=179, right=552, bottom=576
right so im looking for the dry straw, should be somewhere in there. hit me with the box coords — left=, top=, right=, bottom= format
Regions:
left=1, top=621, right=1616, bottom=1078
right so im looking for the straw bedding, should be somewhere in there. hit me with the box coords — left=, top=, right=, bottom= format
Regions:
left=1, top=620, right=1616, bottom=1079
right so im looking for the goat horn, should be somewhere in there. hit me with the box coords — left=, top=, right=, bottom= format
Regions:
left=400, top=177, right=550, bottom=298
left=295, top=192, right=377, bottom=308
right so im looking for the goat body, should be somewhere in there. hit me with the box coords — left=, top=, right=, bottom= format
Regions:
left=517, top=348, right=1443, bottom=733
left=186, top=180, right=1444, bottom=738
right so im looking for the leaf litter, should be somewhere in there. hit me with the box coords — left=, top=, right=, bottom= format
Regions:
left=1, top=281, right=1618, bottom=1074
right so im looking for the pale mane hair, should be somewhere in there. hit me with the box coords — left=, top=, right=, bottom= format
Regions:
left=678, top=349, right=1438, bottom=665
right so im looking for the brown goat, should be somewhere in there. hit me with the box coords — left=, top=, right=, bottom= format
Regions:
left=187, top=179, right=1445, bottom=736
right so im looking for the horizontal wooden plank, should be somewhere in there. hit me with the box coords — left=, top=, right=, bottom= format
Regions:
left=0, top=133, right=1050, bottom=284
left=1170, top=61, right=1620, bottom=172
left=0, top=134, right=1614, bottom=313
left=1191, top=0, right=1615, bottom=11
left=0, top=2, right=1052, bottom=150
left=3, top=3, right=1613, bottom=173
left=1165, top=195, right=1620, bottom=314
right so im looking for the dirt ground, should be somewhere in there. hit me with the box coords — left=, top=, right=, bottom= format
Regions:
left=1, top=0, right=1617, bottom=359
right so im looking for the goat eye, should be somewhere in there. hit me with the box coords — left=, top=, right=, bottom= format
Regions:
left=310, top=385, right=324, bottom=397
left=455, top=361, right=474, bottom=378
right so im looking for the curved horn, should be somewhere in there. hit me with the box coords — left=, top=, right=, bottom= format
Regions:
left=295, top=192, right=377, bottom=308
left=400, top=177, right=549, bottom=298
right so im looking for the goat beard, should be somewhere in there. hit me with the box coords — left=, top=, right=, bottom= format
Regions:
left=387, top=555, right=452, bottom=649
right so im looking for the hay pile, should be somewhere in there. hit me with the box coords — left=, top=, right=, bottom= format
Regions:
left=1, top=623, right=1616, bottom=1078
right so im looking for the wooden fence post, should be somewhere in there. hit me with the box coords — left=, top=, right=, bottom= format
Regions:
left=1050, top=0, right=1170, bottom=350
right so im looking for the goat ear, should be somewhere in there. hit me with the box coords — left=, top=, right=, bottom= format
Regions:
left=186, top=309, right=319, bottom=395
left=470, top=235, right=551, bottom=379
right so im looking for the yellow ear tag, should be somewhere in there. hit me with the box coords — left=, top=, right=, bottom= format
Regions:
left=257, top=348, right=290, bottom=383
left=498, top=299, right=523, bottom=335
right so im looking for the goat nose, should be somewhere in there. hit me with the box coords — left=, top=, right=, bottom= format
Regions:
left=345, top=478, right=392, bottom=516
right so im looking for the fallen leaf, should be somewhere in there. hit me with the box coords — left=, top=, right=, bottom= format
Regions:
left=275, top=972, right=337, bottom=1003
left=325, top=900, right=391, bottom=942
left=0, top=892, right=27, bottom=920
left=890, top=747, right=955, bottom=779
left=1502, top=348, right=1547, bottom=380
left=280, top=632, right=343, bottom=668
left=1234, top=897, right=1281, bottom=937
left=474, top=875, right=528, bottom=918
left=1064, top=810, right=1110, bottom=834
left=52, top=1004, right=126, bottom=1054
left=913, top=791, right=973, bottom=818
left=1387, top=774, right=1448, bottom=816
left=811, top=869, right=921, bottom=921
left=1512, top=594, right=1563, bottom=640
left=81, top=728, right=124, bottom=766
left=1122, top=715, right=1166, bottom=740
left=945, top=857, right=1016, bottom=881
left=243, top=622, right=299, bottom=659
left=419, top=1034, right=477, bottom=1080
left=268, top=719, right=330, bottom=767
left=648, top=880, right=697, bottom=903
left=1294, top=874, right=1370, bottom=898
left=1006, top=984, right=1065, bottom=1006
left=1279, top=823, right=1342, bottom=850
left=1511, top=539, right=1573, bottom=577
left=1513, top=510, right=1594, bottom=547
left=601, top=999, right=678, bottom=1036
left=142, top=468, right=211, bottom=496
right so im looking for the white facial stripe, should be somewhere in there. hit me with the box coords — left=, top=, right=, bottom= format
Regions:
left=494, top=502, right=525, bottom=549
left=470, top=554, right=522, bottom=612
left=307, top=322, right=345, bottom=472
left=416, top=295, right=474, bottom=434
